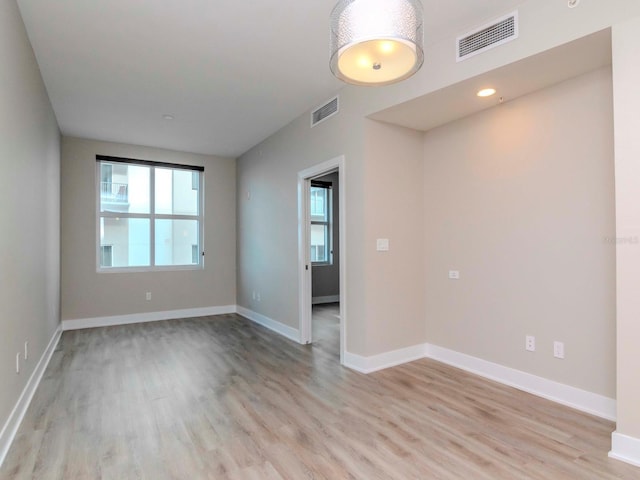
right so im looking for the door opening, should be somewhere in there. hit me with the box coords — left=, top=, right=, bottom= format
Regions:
left=298, top=156, right=346, bottom=364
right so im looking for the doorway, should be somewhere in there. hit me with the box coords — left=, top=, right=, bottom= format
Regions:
left=298, top=156, right=346, bottom=364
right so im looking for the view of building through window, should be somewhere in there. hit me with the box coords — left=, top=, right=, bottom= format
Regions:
left=310, top=184, right=331, bottom=264
left=98, top=158, right=203, bottom=269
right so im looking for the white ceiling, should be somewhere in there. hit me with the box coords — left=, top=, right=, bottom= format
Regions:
left=16, top=0, right=525, bottom=158
left=371, top=30, right=612, bottom=132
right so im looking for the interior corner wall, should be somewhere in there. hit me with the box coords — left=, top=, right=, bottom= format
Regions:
left=236, top=112, right=426, bottom=358
left=423, top=67, right=615, bottom=397
left=60, top=137, right=236, bottom=321
left=363, top=120, right=426, bottom=355
left=0, top=0, right=61, bottom=434
left=612, top=16, right=640, bottom=441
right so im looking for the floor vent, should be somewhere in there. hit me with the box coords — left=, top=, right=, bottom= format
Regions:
left=457, top=11, right=518, bottom=62
left=311, top=96, right=339, bottom=127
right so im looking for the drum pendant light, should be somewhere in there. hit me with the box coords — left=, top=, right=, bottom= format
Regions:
left=329, top=0, right=424, bottom=86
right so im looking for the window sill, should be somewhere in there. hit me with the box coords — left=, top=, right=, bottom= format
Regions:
left=97, top=265, right=204, bottom=273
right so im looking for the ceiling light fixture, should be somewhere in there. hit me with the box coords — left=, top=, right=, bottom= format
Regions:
left=162, top=114, right=174, bottom=121
left=330, top=0, right=424, bottom=86
left=477, top=88, right=497, bottom=97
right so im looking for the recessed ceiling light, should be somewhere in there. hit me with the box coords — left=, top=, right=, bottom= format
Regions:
left=162, top=114, right=174, bottom=121
left=477, top=88, right=497, bottom=97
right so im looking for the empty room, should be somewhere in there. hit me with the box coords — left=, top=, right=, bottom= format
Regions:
left=2, top=0, right=640, bottom=478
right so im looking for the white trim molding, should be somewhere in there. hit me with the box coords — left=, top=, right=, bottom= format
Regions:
left=342, top=341, right=616, bottom=421
left=424, top=343, right=616, bottom=421
left=62, top=305, right=237, bottom=331
left=297, top=155, right=347, bottom=365
left=312, top=295, right=340, bottom=305
left=236, top=306, right=301, bottom=344
left=610, top=431, right=640, bottom=467
left=0, top=325, right=62, bottom=468
left=343, top=344, right=427, bottom=374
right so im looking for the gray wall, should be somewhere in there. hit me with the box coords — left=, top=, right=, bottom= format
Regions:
left=236, top=96, right=370, bottom=354
left=0, top=0, right=60, bottom=434
left=423, top=67, right=615, bottom=397
left=61, top=137, right=236, bottom=320
left=311, top=172, right=339, bottom=301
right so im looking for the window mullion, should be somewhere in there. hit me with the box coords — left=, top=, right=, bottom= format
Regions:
left=100, top=212, right=151, bottom=219
left=150, top=167, right=155, bottom=267
left=199, top=170, right=204, bottom=266
left=154, top=214, right=199, bottom=221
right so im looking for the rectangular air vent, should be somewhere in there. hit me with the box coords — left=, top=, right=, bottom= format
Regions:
left=456, top=11, right=518, bottom=62
left=311, top=96, right=339, bottom=127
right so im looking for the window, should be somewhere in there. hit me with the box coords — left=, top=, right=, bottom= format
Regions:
left=310, top=182, right=332, bottom=265
left=97, top=155, right=204, bottom=271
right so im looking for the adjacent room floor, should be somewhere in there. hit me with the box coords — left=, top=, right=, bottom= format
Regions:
left=1, top=311, right=638, bottom=479
left=311, top=302, right=340, bottom=359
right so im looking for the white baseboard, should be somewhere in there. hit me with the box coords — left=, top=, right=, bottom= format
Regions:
left=424, top=343, right=617, bottom=421
left=0, top=325, right=62, bottom=468
left=342, top=341, right=616, bottom=421
left=236, top=306, right=301, bottom=344
left=343, top=344, right=427, bottom=374
left=342, top=351, right=369, bottom=373
left=62, top=305, right=237, bottom=331
left=609, top=431, right=640, bottom=467
left=312, top=295, right=340, bottom=305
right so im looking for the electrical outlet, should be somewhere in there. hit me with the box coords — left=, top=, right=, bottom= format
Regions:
left=146, top=292, right=152, bottom=301
left=526, top=335, right=535, bottom=352
left=554, top=341, right=565, bottom=359
left=24, top=341, right=28, bottom=361
left=448, top=270, right=460, bottom=280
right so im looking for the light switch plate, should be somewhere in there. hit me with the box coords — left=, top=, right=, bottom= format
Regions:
left=448, top=270, right=460, bottom=279
left=376, top=238, right=389, bottom=251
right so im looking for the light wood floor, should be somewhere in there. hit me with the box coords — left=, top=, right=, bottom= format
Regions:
left=311, top=303, right=340, bottom=358
left=2, top=309, right=638, bottom=479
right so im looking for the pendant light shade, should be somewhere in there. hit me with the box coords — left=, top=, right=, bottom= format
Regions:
left=330, top=0, right=424, bottom=86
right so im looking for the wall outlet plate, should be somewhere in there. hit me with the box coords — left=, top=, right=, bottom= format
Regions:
left=526, top=335, right=535, bottom=352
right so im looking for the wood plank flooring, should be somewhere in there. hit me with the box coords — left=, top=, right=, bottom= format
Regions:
left=311, top=303, right=340, bottom=358
left=1, top=306, right=638, bottom=479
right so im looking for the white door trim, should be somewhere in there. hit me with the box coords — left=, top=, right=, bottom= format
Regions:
left=297, top=155, right=346, bottom=365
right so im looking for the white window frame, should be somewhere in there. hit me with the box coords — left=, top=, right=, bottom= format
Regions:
left=96, top=155, right=205, bottom=273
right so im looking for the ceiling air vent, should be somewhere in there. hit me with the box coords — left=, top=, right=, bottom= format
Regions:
left=456, top=11, right=518, bottom=62
left=311, top=96, right=339, bottom=127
